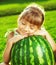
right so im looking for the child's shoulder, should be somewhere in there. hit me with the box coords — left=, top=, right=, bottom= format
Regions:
left=4, top=28, right=20, bottom=38
left=41, top=27, right=46, bottom=31
left=41, top=27, right=47, bottom=33
left=35, top=27, right=47, bottom=38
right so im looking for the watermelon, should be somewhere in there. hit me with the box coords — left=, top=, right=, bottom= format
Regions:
left=11, top=35, right=55, bottom=65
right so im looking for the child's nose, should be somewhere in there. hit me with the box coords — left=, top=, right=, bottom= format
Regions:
left=25, top=26, right=30, bottom=31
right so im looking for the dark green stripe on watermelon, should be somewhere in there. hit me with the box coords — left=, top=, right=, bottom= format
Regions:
left=22, top=39, right=26, bottom=65
left=17, top=40, right=22, bottom=65
left=25, top=37, right=30, bottom=65
left=24, top=39, right=27, bottom=65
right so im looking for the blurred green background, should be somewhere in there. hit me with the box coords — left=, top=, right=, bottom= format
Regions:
left=0, top=0, right=56, bottom=63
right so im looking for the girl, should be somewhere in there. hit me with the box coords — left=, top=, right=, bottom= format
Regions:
left=1, top=3, right=56, bottom=65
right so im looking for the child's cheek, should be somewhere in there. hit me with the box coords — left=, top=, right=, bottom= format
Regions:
left=29, top=29, right=35, bottom=33
left=21, top=25, right=26, bottom=29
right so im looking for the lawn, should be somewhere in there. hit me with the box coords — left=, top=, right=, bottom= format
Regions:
left=0, top=10, right=56, bottom=62
left=0, top=0, right=56, bottom=16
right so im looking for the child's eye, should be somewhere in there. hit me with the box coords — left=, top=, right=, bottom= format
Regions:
left=22, top=22, right=26, bottom=25
left=30, top=26, right=34, bottom=29
left=31, top=27, right=34, bottom=29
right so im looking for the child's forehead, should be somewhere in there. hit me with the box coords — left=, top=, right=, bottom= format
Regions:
left=20, top=19, right=38, bottom=26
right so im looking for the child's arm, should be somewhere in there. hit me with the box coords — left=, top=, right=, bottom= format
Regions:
left=3, top=40, right=13, bottom=64
left=3, top=32, right=14, bottom=64
left=43, top=28, right=56, bottom=62
left=45, top=30, right=56, bottom=51
left=41, top=27, right=56, bottom=51
left=3, top=32, right=28, bottom=65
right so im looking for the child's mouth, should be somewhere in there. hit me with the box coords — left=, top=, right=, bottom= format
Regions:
left=23, top=32, right=29, bottom=34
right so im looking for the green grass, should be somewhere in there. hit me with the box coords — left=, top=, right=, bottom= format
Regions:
left=0, top=10, right=56, bottom=62
left=0, top=15, right=18, bottom=62
left=0, top=0, right=56, bottom=16
left=44, top=10, right=56, bottom=41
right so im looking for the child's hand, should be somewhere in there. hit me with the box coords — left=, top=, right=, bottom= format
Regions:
left=9, top=34, right=28, bottom=45
left=0, top=62, right=10, bottom=65
left=28, top=33, right=34, bottom=36
left=22, top=34, right=28, bottom=38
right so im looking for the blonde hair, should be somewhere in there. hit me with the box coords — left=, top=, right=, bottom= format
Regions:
left=18, top=3, right=45, bottom=26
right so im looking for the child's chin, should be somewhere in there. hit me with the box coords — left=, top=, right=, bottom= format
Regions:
left=22, top=33, right=29, bottom=35
left=28, top=33, right=34, bottom=36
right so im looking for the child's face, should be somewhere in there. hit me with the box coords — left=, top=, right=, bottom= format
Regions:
left=18, top=19, right=38, bottom=35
